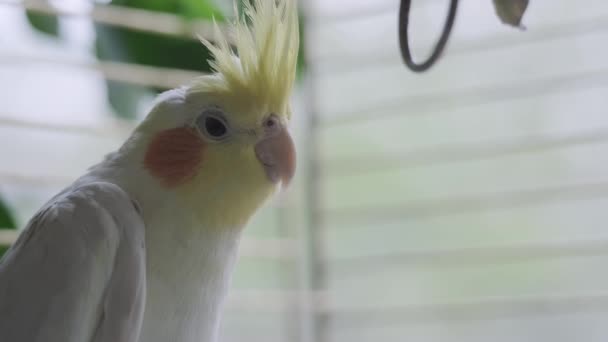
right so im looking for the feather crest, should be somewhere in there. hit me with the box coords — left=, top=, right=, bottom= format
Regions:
left=193, top=0, right=299, bottom=116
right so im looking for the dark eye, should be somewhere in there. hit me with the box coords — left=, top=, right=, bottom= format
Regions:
left=205, top=117, right=227, bottom=138
left=196, top=110, right=230, bottom=140
left=263, top=115, right=280, bottom=133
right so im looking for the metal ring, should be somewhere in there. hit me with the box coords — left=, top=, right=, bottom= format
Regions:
left=398, top=0, right=459, bottom=72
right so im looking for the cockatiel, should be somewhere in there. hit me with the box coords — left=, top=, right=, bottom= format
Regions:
left=0, top=0, right=299, bottom=341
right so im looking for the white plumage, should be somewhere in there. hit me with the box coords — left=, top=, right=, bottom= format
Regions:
left=0, top=0, right=299, bottom=340
left=0, top=182, right=146, bottom=342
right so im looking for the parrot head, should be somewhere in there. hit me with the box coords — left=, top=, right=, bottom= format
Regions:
left=132, top=0, right=299, bottom=228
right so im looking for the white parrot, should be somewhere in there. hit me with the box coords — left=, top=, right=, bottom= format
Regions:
left=0, top=0, right=299, bottom=341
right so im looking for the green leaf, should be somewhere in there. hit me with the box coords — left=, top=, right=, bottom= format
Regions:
left=109, top=0, right=175, bottom=12
left=106, top=81, right=148, bottom=119
left=296, top=13, right=306, bottom=80
left=96, top=25, right=216, bottom=72
left=0, top=197, right=16, bottom=230
left=25, top=9, right=59, bottom=37
left=96, top=0, right=224, bottom=118
left=95, top=24, right=149, bottom=119
left=178, top=0, right=225, bottom=20
left=96, top=24, right=216, bottom=117
left=0, top=196, right=17, bottom=259
left=0, top=246, right=9, bottom=259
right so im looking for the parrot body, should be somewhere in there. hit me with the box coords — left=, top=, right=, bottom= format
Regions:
left=0, top=182, right=146, bottom=342
left=0, top=0, right=299, bottom=341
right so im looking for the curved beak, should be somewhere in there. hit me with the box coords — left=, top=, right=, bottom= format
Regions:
left=254, top=128, right=296, bottom=186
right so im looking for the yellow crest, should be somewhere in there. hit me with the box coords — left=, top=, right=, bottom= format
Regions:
left=192, top=0, right=300, bottom=117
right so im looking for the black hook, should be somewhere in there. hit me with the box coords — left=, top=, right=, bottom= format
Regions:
left=398, top=0, right=459, bottom=72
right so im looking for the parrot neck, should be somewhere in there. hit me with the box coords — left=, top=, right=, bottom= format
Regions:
left=82, top=145, right=246, bottom=342
left=139, top=208, right=242, bottom=342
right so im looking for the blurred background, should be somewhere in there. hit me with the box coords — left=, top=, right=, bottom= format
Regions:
left=2, top=0, right=608, bottom=341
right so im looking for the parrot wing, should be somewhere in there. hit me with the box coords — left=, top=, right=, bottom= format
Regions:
left=0, top=182, right=146, bottom=342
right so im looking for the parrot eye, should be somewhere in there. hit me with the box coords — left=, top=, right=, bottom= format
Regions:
left=262, top=115, right=281, bottom=134
left=205, top=117, right=227, bottom=137
left=196, top=110, right=230, bottom=141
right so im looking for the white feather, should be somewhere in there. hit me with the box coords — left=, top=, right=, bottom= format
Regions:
left=0, top=182, right=146, bottom=342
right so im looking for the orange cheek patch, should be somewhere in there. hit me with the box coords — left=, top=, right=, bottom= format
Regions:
left=144, top=127, right=205, bottom=187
